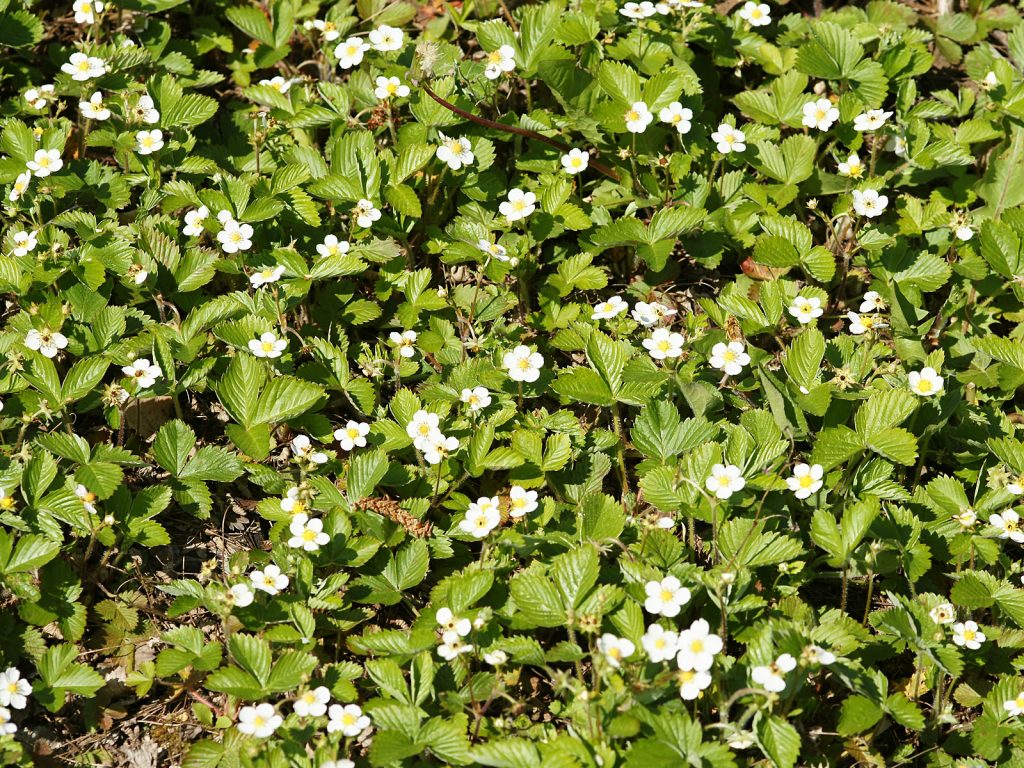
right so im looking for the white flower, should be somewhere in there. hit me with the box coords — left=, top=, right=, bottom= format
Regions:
left=436, top=607, right=472, bottom=637
left=75, top=484, right=97, bottom=514
left=24, top=84, right=55, bottom=109
left=229, top=583, right=254, bottom=607
left=316, top=234, right=350, bottom=258
left=288, top=516, right=330, bottom=551
left=460, top=386, right=491, bottom=412
left=133, top=94, right=160, bottom=124
left=136, top=129, right=164, bottom=155
left=990, top=510, right=1024, bottom=543
left=423, top=432, right=459, bottom=465
left=478, top=240, right=510, bottom=262
left=751, top=653, right=797, bottom=693
left=353, top=199, right=381, bottom=228
left=908, top=367, right=943, bottom=397
left=293, top=686, right=330, bottom=717
left=711, top=123, right=746, bottom=153
left=837, top=153, right=863, bottom=178
left=484, top=649, right=508, bottom=666
left=705, top=463, right=746, bottom=500
left=503, top=345, right=544, bottom=382
left=508, top=485, right=538, bottom=518
left=237, top=703, right=282, bottom=738
left=804, top=645, right=836, bottom=666
left=248, top=331, right=287, bottom=359
left=659, top=102, right=693, bottom=134
left=786, top=462, right=823, bottom=499
left=26, top=148, right=63, bottom=178
left=643, top=328, right=685, bottom=361
left=183, top=206, right=209, bottom=237
left=847, top=311, right=885, bottom=336
left=483, top=45, right=516, bottom=80
left=624, top=101, right=654, bottom=134
left=25, top=328, right=68, bottom=358
left=374, top=76, right=410, bottom=100
left=596, top=634, right=635, bottom=668
left=438, top=635, right=474, bottom=660
left=954, top=509, right=977, bottom=528
left=250, top=564, right=289, bottom=595
left=955, top=225, right=973, bottom=242
left=9, top=171, right=31, bottom=202
left=678, top=668, right=713, bottom=700
left=327, top=704, right=370, bottom=737
left=369, top=24, right=404, bottom=51
left=708, top=341, right=750, bottom=376
left=853, top=109, right=893, bottom=132
left=984, top=70, right=999, bottom=88
left=0, top=707, right=15, bottom=735
left=738, top=1, right=771, bottom=26
left=929, top=603, right=956, bottom=625
left=632, top=301, right=677, bottom=326
left=259, top=76, right=292, bottom=93
left=390, top=329, right=418, bottom=358
left=802, top=98, right=839, bottom=131
left=73, top=0, right=103, bottom=24
left=644, top=576, right=691, bottom=617
left=460, top=497, right=501, bottom=538
left=280, top=487, right=309, bottom=517
left=250, top=265, right=286, bottom=289
left=859, top=290, right=885, bottom=313
left=788, top=295, right=823, bottom=324
left=561, top=148, right=590, bottom=174
left=219, top=220, right=255, bottom=254
left=407, top=410, right=441, bottom=448
left=122, top=358, right=162, bottom=389
left=620, top=1, right=657, bottom=18
left=951, top=620, right=986, bottom=650
left=334, top=421, right=370, bottom=451
left=1005, top=693, right=1024, bottom=717
left=591, top=295, right=628, bottom=320
left=852, top=188, right=888, bottom=218
left=436, top=133, right=474, bottom=170
left=675, top=618, right=723, bottom=671
left=642, top=624, right=679, bottom=663
left=888, top=135, right=907, bottom=157
left=499, top=188, right=537, bottom=222
left=11, top=231, right=37, bottom=257
left=0, top=668, right=31, bottom=710
left=291, top=434, right=328, bottom=465
left=335, top=37, right=370, bottom=69
left=312, top=19, right=341, bottom=41
left=79, top=91, right=110, bottom=121
left=62, top=52, right=106, bottom=81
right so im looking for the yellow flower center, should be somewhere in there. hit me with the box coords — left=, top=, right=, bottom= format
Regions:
left=626, top=110, right=640, bottom=122
left=722, top=350, right=736, bottom=362
left=346, top=428, right=359, bottom=438
left=261, top=341, right=274, bottom=352
left=661, top=589, right=674, bottom=601
left=963, top=629, right=976, bottom=641
left=799, top=475, right=814, bottom=488
left=690, top=639, right=704, bottom=653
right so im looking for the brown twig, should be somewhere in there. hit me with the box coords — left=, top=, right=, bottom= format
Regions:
left=417, top=80, right=621, bottom=182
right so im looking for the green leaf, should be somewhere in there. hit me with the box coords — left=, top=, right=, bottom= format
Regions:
left=153, top=420, right=197, bottom=476
left=756, top=716, right=800, bottom=768
left=251, top=376, right=324, bottom=424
